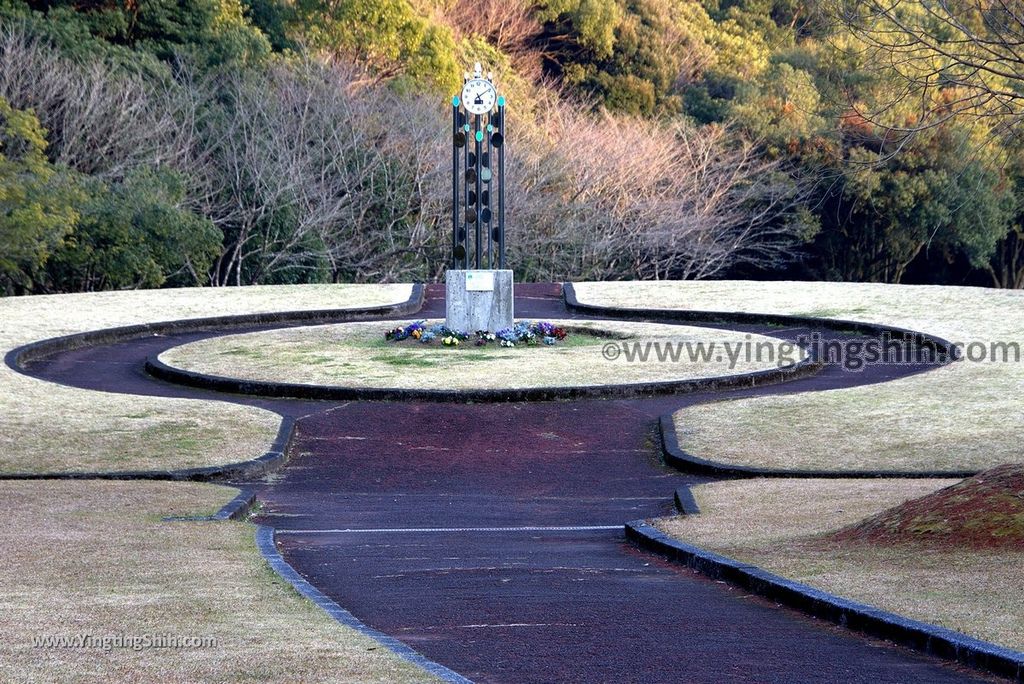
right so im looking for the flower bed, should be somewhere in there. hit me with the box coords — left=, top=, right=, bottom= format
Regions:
left=385, top=320, right=569, bottom=347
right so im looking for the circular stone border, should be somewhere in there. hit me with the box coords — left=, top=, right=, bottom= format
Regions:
left=658, top=415, right=979, bottom=480
left=145, top=344, right=821, bottom=403
left=1, top=286, right=424, bottom=480
left=150, top=319, right=809, bottom=403
left=143, top=282, right=962, bottom=404
left=5, top=285, right=427, bottom=371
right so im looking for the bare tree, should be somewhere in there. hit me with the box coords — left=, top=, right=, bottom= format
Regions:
left=834, top=0, right=1024, bottom=140
left=0, top=22, right=186, bottom=179
left=0, top=19, right=812, bottom=287
left=314, top=82, right=448, bottom=283
left=189, top=57, right=447, bottom=285
left=503, top=101, right=812, bottom=280
left=828, top=0, right=1024, bottom=288
left=198, top=62, right=352, bottom=285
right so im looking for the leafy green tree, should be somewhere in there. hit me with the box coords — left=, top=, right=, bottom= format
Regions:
left=135, top=0, right=271, bottom=64
left=19, top=0, right=271, bottom=66
left=45, top=169, right=221, bottom=291
left=242, top=0, right=294, bottom=51
left=707, top=12, right=771, bottom=81
left=538, top=0, right=718, bottom=115
left=814, top=129, right=1015, bottom=283
left=0, top=2, right=129, bottom=63
left=0, top=97, right=80, bottom=292
left=536, top=0, right=795, bottom=116
left=537, top=0, right=623, bottom=59
left=731, top=62, right=825, bottom=156
left=292, top=0, right=460, bottom=92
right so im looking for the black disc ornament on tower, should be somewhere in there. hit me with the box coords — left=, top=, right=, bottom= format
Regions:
left=451, top=63, right=506, bottom=269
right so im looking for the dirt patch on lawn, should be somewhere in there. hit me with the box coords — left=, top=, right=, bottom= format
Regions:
left=831, top=464, right=1024, bottom=549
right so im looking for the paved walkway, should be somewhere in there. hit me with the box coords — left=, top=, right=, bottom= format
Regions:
left=21, top=284, right=993, bottom=683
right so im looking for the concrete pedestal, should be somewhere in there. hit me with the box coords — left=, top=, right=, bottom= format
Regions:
left=445, top=269, right=514, bottom=333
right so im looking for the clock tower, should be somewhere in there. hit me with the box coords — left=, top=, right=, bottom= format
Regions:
left=446, top=63, right=513, bottom=334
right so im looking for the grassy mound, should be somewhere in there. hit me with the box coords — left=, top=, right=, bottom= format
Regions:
left=832, top=465, right=1024, bottom=549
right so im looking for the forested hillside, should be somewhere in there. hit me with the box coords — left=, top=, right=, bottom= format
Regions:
left=1, top=0, right=1022, bottom=292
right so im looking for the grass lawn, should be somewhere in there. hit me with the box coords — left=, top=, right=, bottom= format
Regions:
left=573, top=281, right=1024, bottom=473
left=0, top=284, right=411, bottom=474
left=0, top=480, right=434, bottom=683
left=0, top=285, right=434, bottom=681
left=654, top=478, right=1024, bottom=651
left=159, top=319, right=802, bottom=390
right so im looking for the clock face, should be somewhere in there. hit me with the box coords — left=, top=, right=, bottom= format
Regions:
left=462, top=79, right=497, bottom=115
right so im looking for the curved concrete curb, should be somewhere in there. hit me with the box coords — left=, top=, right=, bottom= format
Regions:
left=5, top=284, right=425, bottom=372
left=563, top=283, right=962, bottom=362
left=256, top=525, right=473, bottom=684
left=568, top=281, right=972, bottom=478
left=146, top=353, right=821, bottom=404
left=659, top=415, right=978, bottom=479
left=673, top=486, right=700, bottom=515
left=625, top=520, right=1024, bottom=682
left=212, top=488, right=258, bottom=520
left=164, top=488, right=259, bottom=523
left=0, top=415, right=295, bottom=482
left=145, top=309, right=825, bottom=403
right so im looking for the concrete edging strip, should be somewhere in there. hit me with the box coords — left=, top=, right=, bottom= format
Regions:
left=625, top=519, right=1024, bottom=683
left=255, top=525, right=473, bottom=684
left=213, top=488, right=258, bottom=520
left=673, top=486, right=701, bottom=515
left=145, top=352, right=821, bottom=404
left=659, top=414, right=978, bottom=479
left=164, top=488, right=259, bottom=523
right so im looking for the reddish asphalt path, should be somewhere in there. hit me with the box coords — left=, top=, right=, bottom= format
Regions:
left=16, top=283, right=994, bottom=683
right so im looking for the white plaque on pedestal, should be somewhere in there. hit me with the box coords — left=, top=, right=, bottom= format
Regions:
left=465, top=270, right=495, bottom=292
